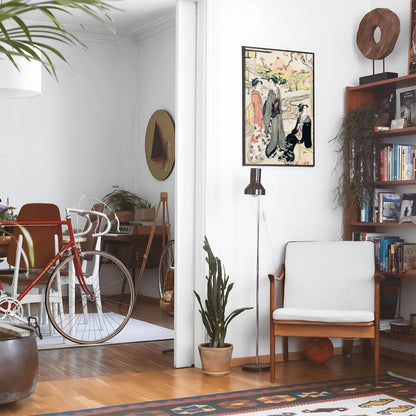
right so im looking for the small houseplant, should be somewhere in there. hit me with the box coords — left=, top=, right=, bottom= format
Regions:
left=0, top=198, right=16, bottom=256
left=194, top=237, right=252, bottom=375
left=136, top=199, right=155, bottom=222
left=103, top=186, right=147, bottom=223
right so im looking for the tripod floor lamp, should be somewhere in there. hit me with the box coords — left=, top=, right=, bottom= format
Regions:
left=242, top=168, right=269, bottom=372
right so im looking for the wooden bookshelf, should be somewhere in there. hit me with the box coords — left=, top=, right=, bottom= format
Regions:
left=344, top=74, right=416, bottom=349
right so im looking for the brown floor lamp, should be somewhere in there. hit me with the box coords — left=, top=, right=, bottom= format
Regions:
left=242, top=168, right=270, bottom=372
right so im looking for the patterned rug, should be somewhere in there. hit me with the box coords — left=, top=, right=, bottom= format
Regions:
left=31, top=373, right=415, bottom=416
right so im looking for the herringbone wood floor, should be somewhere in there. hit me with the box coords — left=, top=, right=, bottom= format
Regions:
left=1, top=299, right=415, bottom=416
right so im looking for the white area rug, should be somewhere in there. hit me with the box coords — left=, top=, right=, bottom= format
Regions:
left=36, top=314, right=174, bottom=350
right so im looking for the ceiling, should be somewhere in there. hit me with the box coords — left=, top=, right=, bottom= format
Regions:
left=26, top=0, right=176, bottom=39
left=100, top=0, right=176, bottom=35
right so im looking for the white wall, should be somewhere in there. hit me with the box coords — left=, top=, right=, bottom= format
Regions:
left=135, top=28, right=176, bottom=216
left=193, top=0, right=412, bottom=362
left=0, top=28, right=177, bottom=298
left=135, top=26, right=176, bottom=298
left=0, top=40, right=138, bottom=213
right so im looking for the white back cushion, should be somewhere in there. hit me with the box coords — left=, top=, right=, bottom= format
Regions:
left=284, top=241, right=375, bottom=311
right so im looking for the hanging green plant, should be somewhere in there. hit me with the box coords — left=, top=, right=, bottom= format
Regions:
left=333, top=106, right=378, bottom=210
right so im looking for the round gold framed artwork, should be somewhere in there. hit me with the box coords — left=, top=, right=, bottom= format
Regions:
left=145, top=110, right=175, bottom=181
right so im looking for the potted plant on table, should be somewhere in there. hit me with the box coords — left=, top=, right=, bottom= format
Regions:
left=136, top=199, right=155, bottom=222
left=103, top=186, right=147, bottom=223
left=194, top=237, right=252, bottom=375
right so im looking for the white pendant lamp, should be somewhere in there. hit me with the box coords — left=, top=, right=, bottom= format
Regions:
left=0, top=56, right=41, bottom=98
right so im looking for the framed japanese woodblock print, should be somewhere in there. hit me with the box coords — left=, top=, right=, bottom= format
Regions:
left=242, top=46, right=315, bottom=166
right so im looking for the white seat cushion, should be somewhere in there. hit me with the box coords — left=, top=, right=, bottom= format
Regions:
left=273, top=307, right=374, bottom=323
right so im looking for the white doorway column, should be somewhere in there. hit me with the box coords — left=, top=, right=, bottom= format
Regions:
left=174, top=0, right=198, bottom=368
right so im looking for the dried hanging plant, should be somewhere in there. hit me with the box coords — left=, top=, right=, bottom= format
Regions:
left=333, top=106, right=378, bottom=210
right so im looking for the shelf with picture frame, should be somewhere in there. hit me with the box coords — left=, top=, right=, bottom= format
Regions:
left=344, top=74, right=416, bottom=352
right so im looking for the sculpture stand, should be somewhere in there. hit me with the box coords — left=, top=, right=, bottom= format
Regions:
left=359, top=59, right=397, bottom=85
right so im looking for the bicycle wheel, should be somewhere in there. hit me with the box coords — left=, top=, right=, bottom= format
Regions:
left=158, top=240, right=174, bottom=297
left=45, top=250, right=135, bottom=344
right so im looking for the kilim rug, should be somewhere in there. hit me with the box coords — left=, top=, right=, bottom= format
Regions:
left=31, top=373, right=415, bottom=416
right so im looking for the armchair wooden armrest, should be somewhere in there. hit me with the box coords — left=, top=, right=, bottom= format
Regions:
left=268, top=264, right=285, bottom=283
left=269, top=264, right=285, bottom=314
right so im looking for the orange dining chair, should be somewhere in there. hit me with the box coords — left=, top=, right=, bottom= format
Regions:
left=0, top=203, right=63, bottom=326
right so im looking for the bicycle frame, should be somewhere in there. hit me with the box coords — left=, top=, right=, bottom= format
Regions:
left=0, top=216, right=93, bottom=303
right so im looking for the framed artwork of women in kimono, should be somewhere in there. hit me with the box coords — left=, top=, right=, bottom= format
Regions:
left=242, top=46, right=315, bottom=166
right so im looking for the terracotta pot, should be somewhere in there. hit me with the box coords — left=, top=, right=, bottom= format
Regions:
left=136, top=208, right=155, bottom=222
left=198, top=343, right=233, bottom=376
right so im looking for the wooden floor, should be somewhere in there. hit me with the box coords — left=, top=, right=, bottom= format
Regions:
left=1, top=300, right=415, bottom=416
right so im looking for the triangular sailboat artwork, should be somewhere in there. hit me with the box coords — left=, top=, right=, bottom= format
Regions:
left=151, top=121, right=167, bottom=167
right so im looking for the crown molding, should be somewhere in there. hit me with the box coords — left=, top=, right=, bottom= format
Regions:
left=21, top=9, right=176, bottom=46
left=129, top=11, right=176, bottom=43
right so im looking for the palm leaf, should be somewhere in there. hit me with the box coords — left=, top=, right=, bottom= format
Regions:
left=0, top=0, right=117, bottom=79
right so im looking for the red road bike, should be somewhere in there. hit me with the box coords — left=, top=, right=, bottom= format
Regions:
left=0, top=208, right=135, bottom=344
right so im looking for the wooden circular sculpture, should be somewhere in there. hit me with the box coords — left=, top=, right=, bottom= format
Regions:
left=305, top=338, right=334, bottom=364
left=145, top=110, right=175, bottom=181
left=356, top=8, right=400, bottom=60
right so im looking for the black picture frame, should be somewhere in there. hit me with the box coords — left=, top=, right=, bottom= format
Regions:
left=242, top=46, right=315, bottom=166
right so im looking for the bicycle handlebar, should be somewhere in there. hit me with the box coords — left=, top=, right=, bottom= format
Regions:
left=66, top=208, right=112, bottom=238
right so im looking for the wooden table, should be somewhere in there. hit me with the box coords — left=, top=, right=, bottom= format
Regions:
left=102, top=223, right=170, bottom=285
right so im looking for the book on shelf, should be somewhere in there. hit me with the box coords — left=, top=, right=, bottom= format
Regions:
left=351, top=233, right=408, bottom=272
left=402, top=243, right=416, bottom=270
left=380, top=236, right=403, bottom=271
left=399, top=193, right=416, bottom=223
left=379, top=192, right=400, bottom=223
left=399, top=89, right=416, bottom=127
left=379, top=144, right=415, bottom=182
left=384, top=241, right=416, bottom=273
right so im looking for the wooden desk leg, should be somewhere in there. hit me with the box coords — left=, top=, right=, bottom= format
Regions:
left=342, top=339, right=354, bottom=356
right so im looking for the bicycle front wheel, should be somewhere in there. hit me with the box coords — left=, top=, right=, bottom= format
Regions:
left=45, top=250, right=135, bottom=344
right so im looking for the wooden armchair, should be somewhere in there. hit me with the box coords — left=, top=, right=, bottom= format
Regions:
left=269, top=241, right=381, bottom=385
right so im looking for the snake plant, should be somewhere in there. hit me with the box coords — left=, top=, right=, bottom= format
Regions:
left=194, top=237, right=252, bottom=348
left=0, top=0, right=116, bottom=79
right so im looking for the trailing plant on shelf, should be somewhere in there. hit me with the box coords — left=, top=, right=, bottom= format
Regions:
left=194, top=237, right=252, bottom=349
left=333, top=106, right=378, bottom=210
left=0, top=0, right=116, bottom=79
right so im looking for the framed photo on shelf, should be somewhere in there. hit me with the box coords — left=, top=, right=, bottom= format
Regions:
left=380, top=192, right=401, bottom=223
left=242, top=46, right=314, bottom=167
left=409, top=0, right=416, bottom=74
left=399, top=193, right=416, bottom=223
left=395, top=85, right=416, bottom=127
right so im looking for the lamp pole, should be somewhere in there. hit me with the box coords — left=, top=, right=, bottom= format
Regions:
left=242, top=168, right=269, bottom=372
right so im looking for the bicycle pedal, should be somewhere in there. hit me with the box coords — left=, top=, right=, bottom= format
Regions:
left=28, top=316, right=43, bottom=340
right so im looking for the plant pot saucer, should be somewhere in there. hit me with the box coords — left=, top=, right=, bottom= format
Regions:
left=201, top=369, right=230, bottom=376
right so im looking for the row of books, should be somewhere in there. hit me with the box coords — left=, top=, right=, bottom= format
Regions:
left=360, top=191, right=416, bottom=224
left=352, top=233, right=416, bottom=273
left=379, top=144, right=415, bottom=182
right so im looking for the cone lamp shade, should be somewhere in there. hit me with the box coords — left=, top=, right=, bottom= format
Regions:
left=0, top=57, right=41, bottom=98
